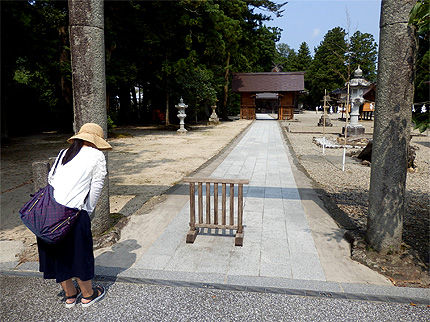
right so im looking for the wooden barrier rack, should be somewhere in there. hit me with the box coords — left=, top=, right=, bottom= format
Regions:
left=183, top=177, right=249, bottom=246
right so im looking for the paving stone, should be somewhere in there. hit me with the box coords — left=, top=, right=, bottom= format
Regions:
left=290, top=254, right=326, bottom=281
left=135, top=255, right=172, bottom=270
left=128, top=120, right=325, bottom=281
left=288, top=232, right=319, bottom=254
left=260, top=262, right=292, bottom=278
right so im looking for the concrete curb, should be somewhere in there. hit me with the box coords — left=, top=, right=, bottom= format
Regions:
left=2, top=265, right=429, bottom=306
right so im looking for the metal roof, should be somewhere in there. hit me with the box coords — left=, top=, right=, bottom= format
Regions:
left=232, top=72, right=305, bottom=93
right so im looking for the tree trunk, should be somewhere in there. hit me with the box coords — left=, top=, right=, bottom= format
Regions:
left=118, top=83, right=131, bottom=124
left=106, top=91, right=110, bottom=114
left=131, top=86, right=138, bottom=121
left=58, top=25, right=73, bottom=129
left=165, top=92, right=170, bottom=126
left=366, top=0, right=416, bottom=252
left=221, top=51, right=231, bottom=120
left=69, top=0, right=111, bottom=235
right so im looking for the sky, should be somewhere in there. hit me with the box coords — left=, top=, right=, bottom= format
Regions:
left=256, top=0, right=382, bottom=55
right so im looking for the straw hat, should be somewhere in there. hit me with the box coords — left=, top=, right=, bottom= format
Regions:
left=67, top=123, right=112, bottom=150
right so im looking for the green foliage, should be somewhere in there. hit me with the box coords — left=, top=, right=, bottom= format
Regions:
left=295, top=42, right=312, bottom=72
left=415, top=43, right=430, bottom=104
left=102, top=0, right=282, bottom=123
left=296, top=27, right=378, bottom=106
left=8, top=1, right=391, bottom=131
left=13, top=58, right=58, bottom=108
left=275, top=43, right=297, bottom=71
left=409, top=0, right=429, bottom=35
left=409, top=0, right=429, bottom=133
left=349, top=31, right=378, bottom=82
left=274, top=42, right=312, bottom=73
left=2, top=0, right=71, bottom=135
left=307, top=27, right=347, bottom=105
left=107, top=115, right=117, bottom=132
left=412, top=111, right=430, bottom=133
left=176, top=62, right=218, bottom=116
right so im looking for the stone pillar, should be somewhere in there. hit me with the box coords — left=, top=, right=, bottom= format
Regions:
left=32, top=161, right=52, bottom=192
left=69, top=0, right=111, bottom=235
left=366, top=0, right=416, bottom=252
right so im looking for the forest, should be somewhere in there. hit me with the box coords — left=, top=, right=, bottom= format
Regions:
left=1, top=0, right=428, bottom=138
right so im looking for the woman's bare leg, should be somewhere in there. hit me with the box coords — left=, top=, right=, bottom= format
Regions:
left=76, top=278, right=104, bottom=304
left=76, top=278, right=93, bottom=301
left=60, top=279, right=78, bottom=304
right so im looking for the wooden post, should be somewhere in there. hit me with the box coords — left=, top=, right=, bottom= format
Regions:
left=342, top=83, right=351, bottom=172
left=237, top=184, right=243, bottom=233
left=186, top=182, right=198, bottom=243
left=214, top=183, right=218, bottom=225
left=322, top=89, right=327, bottom=155
left=206, top=182, right=211, bottom=224
left=189, top=183, right=195, bottom=228
left=222, top=183, right=226, bottom=225
left=229, top=184, right=234, bottom=225
left=198, top=182, right=203, bottom=224
left=235, top=183, right=244, bottom=246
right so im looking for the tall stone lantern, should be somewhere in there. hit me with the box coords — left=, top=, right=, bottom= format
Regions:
left=208, top=104, right=220, bottom=124
left=345, top=66, right=371, bottom=136
left=176, top=97, right=188, bottom=134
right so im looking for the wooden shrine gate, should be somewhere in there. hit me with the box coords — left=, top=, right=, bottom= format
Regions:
left=232, top=72, right=305, bottom=120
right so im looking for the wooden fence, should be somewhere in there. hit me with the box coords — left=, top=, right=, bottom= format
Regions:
left=183, top=177, right=249, bottom=246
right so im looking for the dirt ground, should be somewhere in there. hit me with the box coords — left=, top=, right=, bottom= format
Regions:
left=0, top=120, right=252, bottom=261
left=283, top=111, right=429, bottom=288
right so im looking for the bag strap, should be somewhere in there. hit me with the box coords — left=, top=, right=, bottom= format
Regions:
left=52, top=149, right=66, bottom=176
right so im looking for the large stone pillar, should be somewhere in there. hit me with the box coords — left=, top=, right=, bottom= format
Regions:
left=69, top=0, right=111, bottom=235
left=367, top=0, right=416, bottom=252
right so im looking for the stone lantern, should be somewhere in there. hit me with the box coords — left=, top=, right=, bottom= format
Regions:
left=208, top=104, right=220, bottom=124
left=175, top=97, right=188, bottom=134
left=345, top=66, right=371, bottom=136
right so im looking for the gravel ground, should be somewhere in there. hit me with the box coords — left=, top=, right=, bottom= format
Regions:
left=1, top=275, right=429, bottom=322
left=282, top=111, right=429, bottom=285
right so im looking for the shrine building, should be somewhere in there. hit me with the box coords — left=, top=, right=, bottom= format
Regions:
left=232, top=72, right=305, bottom=120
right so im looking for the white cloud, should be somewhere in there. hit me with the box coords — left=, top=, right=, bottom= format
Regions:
left=312, top=28, right=321, bottom=38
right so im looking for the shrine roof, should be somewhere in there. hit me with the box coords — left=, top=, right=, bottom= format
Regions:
left=232, top=72, right=305, bottom=93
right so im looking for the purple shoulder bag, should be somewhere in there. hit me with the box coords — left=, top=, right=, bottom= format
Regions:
left=20, top=150, right=81, bottom=244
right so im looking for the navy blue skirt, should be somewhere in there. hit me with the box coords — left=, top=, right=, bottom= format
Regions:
left=37, top=211, right=94, bottom=283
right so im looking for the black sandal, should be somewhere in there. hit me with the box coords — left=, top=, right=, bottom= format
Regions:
left=81, top=286, right=105, bottom=307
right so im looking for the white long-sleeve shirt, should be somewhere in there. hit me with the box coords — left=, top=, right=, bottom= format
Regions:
left=48, top=146, right=107, bottom=214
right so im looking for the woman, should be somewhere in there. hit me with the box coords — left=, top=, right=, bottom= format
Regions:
left=37, top=123, right=112, bottom=308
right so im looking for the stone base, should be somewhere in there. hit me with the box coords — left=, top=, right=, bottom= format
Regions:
left=208, top=118, right=220, bottom=124
left=317, top=115, right=333, bottom=127
left=342, top=125, right=365, bottom=137
left=177, top=128, right=188, bottom=134
left=209, top=112, right=220, bottom=124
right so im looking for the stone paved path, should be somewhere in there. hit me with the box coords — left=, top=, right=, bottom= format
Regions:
left=5, top=115, right=429, bottom=305
left=134, top=117, right=325, bottom=281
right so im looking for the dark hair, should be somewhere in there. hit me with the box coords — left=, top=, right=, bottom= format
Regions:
left=62, top=139, right=84, bottom=165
